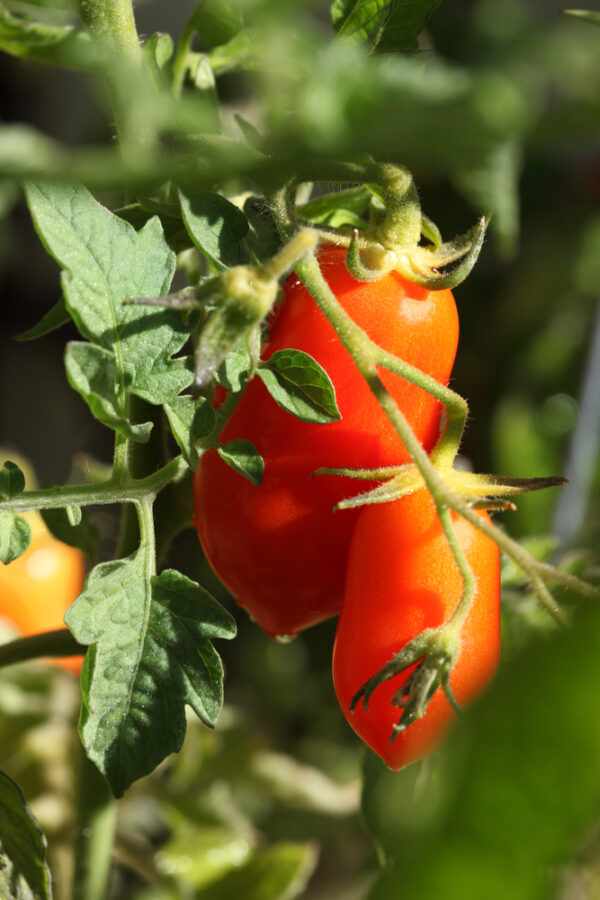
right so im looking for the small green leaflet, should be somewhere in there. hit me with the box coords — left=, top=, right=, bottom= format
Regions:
left=65, top=557, right=236, bottom=797
left=0, top=513, right=31, bottom=565
left=0, top=461, right=25, bottom=500
left=164, top=396, right=217, bottom=469
left=215, top=338, right=253, bottom=393
left=64, top=342, right=152, bottom=443
left=298, top=185, right=371, bottom=229
left=331, top=0, right=441, bottom=52
left=14, top=297, right=70, bottom=342
left=0, top=462, right=31, bottom=564
left=143, top=32, right=174, bottom=91
left=179, top=187, right=249, bottom=270
left=257, top=350, right=341, bottom=424
left=207, top=30, right=258, bottom=77
left=188, top=0, right=244, bottom=48
left=25, top=182, right=193, bottom=438
left=218, top=440, right=264, bottom=486
left=0, top=770, right=52, bottom=900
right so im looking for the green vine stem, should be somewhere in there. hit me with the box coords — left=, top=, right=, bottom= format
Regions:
left=172, top=15, right=197, bottom=97
left=0, top=629, right=84, bottom=668
left=138, top=495, right=157, bottom=580
left=78, top=0, right=141, bottom=62
left=77, top=0, right=145, bottom=152
left=0, top=456, right=188, bottom=516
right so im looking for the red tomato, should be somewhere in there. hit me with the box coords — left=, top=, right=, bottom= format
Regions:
left=0, top=522, right=85, bottom=675
left=333, top=488, right=501, bottom=769
left=194, top=245, right=459, bottom=638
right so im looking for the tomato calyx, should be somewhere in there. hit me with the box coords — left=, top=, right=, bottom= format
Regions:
left=350, top=625, right=462, bottom=738
left=344, top=216, right=488, bottom=291
left=296, top=165, right=488, bottom=289
left=313, top=462, right=566, bottom=513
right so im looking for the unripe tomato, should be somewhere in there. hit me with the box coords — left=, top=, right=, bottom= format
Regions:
left=194, top=246, right=459, bottom=638
left=333, top=489, right=501, bottom=769
left=0, top=519, right=85, bottom=675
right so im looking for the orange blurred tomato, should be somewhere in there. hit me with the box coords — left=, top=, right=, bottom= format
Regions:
left=0, top=520, right=85, bottom=674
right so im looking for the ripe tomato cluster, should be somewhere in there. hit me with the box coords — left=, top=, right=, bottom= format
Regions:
left=0, top=516, right=85, bottom=675
left=194, top=244, right=501, bottom=767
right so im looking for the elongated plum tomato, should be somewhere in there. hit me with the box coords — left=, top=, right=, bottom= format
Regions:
left=333, top=488, right=501, bottom=769
left=194, top=245, right=459, bottom=638
left=0, top=518, right=85, bottom=674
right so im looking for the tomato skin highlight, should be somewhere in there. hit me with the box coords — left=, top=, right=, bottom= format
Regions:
left=0, top=528, right=85, bottom=675
left=194, top=246, right=459, bottom=638
left=333, top=489, right=501, bottom=769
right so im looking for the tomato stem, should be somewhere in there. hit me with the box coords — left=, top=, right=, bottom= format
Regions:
left=172, top=14, right=197, bottom=98
left=373, top=164, right=422, bottom=250
left=0, top=628, right=84, bottom=669
left=137, top=495, right=157, bottom=579
left=77, top=0, right=143, bottom=150
left=0, top=456, right=189, bottom=514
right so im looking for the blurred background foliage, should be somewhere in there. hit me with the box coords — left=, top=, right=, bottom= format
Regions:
left=0, top=0, right=599, bottom=897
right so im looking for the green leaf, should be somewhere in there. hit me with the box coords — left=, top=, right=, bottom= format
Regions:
left=331, top=0, right=440, bottom=52
left=0, top=461, right=25, bottom=500
left=14, top=297, right=70, bottom=341
left=235, top=115, right=263, bottom=151
left=143, top=32, right=174, bottom=90
left=0, top=1, right=94, bottom=69
left=298, top=185, right=371, bottom=228
left=41, top=506, right=99, bottom=564
left=242, top=197, right=281, bottom=264
left=257, top=350, right=341, bottom=424
left=179, top=187, right=249, bottom=269
left=65, top=559, right=236, bottom=796
left=25, top=182, right=192, bottom=409
left=217, top=440, right=264, bottom=486
left=0, top=514, right=31, bottom=565
left=0, top=770, right=52, bottom=900
left=189, top=56, right=221, bottom=132
left=64, top=342, right=152, bottom=442
left=368, top=600, right=600, bottom=899
left=164, top=396, right=217, bottom=469
left=207, top=30, right=258, bottom=76
left=196, top=843, right=318, bottom=900
left=189, top=0, right=244, bottom=48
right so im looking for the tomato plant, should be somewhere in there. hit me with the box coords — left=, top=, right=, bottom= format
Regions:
left=194, top=245, right=459, bottom=637
left=333, top=488, right=501, bottom=769
left=0, top=517, right=84, bottom=674
left=0, top=1, right=599, bottom=897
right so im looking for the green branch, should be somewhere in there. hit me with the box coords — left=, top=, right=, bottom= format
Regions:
left=0, top=456, right=189, bottom=515
left=78, top=0, right=141, bottom=64
left=0, top=629, right=84, bottom=669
